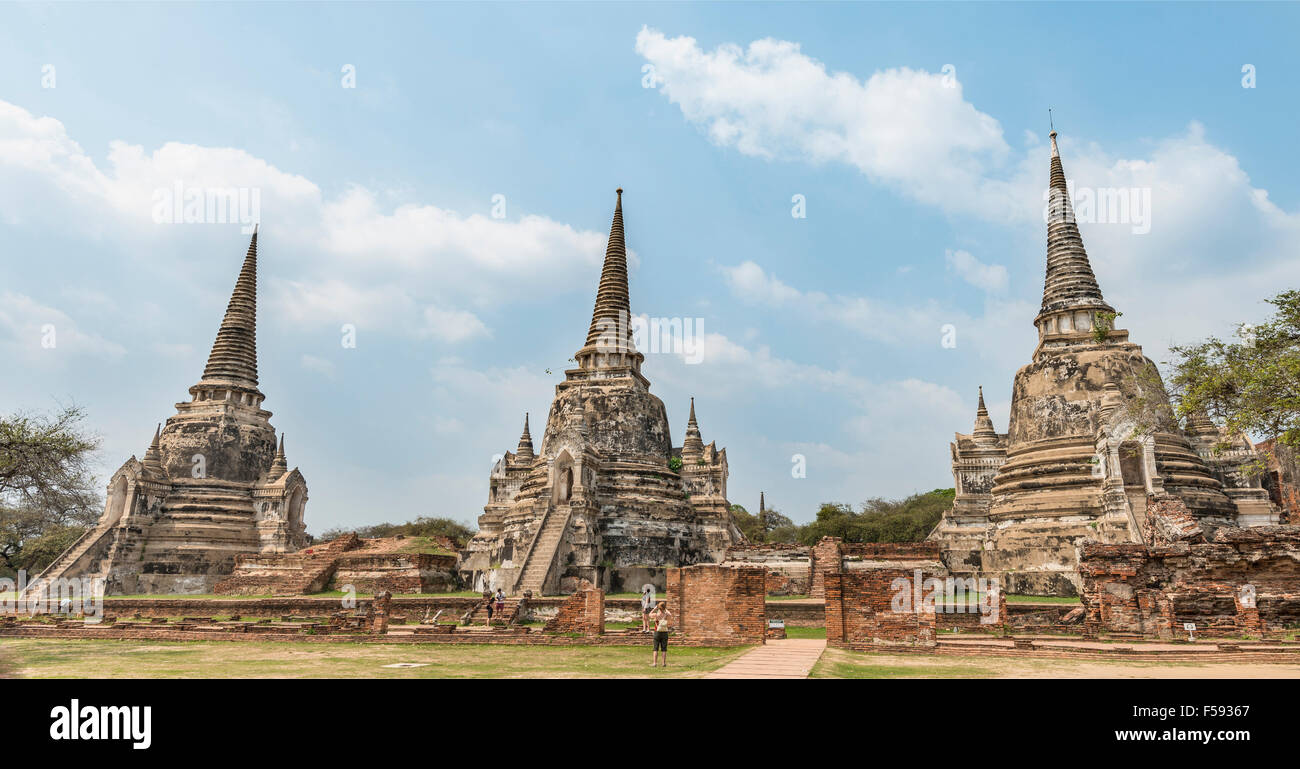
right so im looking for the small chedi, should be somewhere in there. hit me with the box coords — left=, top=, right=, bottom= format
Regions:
left=931, top=131, right=1280, bottom=596
left=460, top=190, right=741, bottom=595
left=28, top=231, right=309, bottom=595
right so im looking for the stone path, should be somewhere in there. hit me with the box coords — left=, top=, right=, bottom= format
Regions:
left=704, top=638, right=827, bottom=679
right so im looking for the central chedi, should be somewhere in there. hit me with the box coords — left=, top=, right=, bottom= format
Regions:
left=461, top=190, right=741, bottom=595
left=931, top=131, right=1276, bottom=595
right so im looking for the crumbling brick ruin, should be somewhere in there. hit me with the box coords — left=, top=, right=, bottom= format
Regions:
left=542, top=582, right=604, bottom=636
left=720, top=544, right=812, bottom=595
left=1079, top=526, right=1300, bottom=638
left=1260, top=440, right=1300, bottom=524
left=811, top=539, right=946, bottom=599
left=931, top=131, right=1281, bottom=596
left=25, top=230, right=310, bottom=596
left=215, top=535, right=459, bottom=595
left=720, top=538, right=948, bottom=599
left=665, top=565, right=766, bottom=644
left=460, top=190, right=742, bottom=597
left=824, top=570, right=937, bottom=650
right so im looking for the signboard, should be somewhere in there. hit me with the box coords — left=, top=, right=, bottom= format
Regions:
left=768, top=619, right=785, bottom=629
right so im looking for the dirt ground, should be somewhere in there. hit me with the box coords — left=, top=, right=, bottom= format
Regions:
left=811, top=648, right=1300, bottom=678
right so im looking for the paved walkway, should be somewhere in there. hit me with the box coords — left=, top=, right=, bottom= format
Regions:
left=704, top=638, right=827, bottom=679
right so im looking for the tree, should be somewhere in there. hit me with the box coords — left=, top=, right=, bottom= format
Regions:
left=319, top=516, right=476, bottom=549
left=1163, top=290, right=1300, bottom=449
left=797, top=490, right=954, bottom=544
left=729, top=503, right=795, bottom=543
left=0, top=406, right=101, bottom=578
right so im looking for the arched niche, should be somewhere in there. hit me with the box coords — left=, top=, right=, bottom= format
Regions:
left=287, top=486, right=306, bottom=532
left=552, top=450, right=575, bottom=506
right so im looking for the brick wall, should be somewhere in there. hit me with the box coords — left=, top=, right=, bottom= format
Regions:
left=809, top=537, right=842, bottom=598
left=543, top=587, right=604, bottom=636
left=824, top=569, right=938, bottom=650
left=665, top=565, right=766, bottom=643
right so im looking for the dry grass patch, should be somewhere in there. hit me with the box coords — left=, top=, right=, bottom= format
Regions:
left=0, top=638, right=751, bottom=679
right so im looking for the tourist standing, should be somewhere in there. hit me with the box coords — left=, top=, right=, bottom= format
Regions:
left=494, top=588, right=506, bottom=621
left=483, top=590, right=494, bottom=625
left=651, top=603, right=672, bottom=668
left=640, top=585, right=656, bottom=633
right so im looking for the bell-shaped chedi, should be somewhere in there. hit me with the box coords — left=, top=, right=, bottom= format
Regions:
left=26, top=230, right=309, bottom=597
left=462, top=190, right=740, bottom=595
left=932, top=131, right=1271, bottom=597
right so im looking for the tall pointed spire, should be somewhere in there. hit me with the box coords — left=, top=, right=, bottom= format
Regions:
left=583, top=189, right=636, bottom=351
left=682, top=397, right=705, bottom=462
left=1038, top=130, right=1114, bottom=334
left=972, top=386, right=998, bottom=445
left=572, top=189, right=646, bottom=382
left=199, top=228, right=261, bottom=391
left=515, top=413, right=535, bottom=461
left=269, top=433, right=288, bottom=477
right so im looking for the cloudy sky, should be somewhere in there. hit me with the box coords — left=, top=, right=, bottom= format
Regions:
left=2, top=3, right=1297, bottom=533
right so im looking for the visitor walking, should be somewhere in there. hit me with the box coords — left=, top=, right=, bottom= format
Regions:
left=494, top=588, right=506, bottom=621
left=483, top=590, right=494, bottom=625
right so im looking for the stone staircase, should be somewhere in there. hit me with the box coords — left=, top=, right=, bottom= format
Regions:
left=513, top=505, right=570, bottom=596
left=21, top=524, right=115, bottom=599
left=462, top=597, right=523, bottom=626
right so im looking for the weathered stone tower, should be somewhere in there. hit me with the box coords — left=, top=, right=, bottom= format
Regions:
left=28, top=230, right=309, bottom=595
left=462, top=189, right=740, bottom=595
left=932, top=131, right=1277, bottom=595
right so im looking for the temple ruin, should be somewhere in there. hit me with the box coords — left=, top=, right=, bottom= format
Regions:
left=460, top=189, right=742, bottom=595
left=931, top=131, right=1281, bottom=595
left=26, top=230, right=309, bottom=595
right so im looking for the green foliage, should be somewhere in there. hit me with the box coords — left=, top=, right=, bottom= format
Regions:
left=668, top=455, right=683, bottom=472
left=319, top=516, right=476, bottom=549
left=729, top=503, right=796, bottom=544
left=1164, top=289, right=1300, bottom=448
left=0, top=405, right=101, bottom=578
left=796, top=489, right=955, bottom=545
left=1092, top=311, right=1122, bottom=344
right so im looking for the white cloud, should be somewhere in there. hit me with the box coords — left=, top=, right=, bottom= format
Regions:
left=0, top=99, right=617, bottom=342
left=300, top=354, right=336, bottom=377
left=945, top=249, right=1008, bottom=293
left=420, top=303, right=490, bottom=343
left=636, top=27, right=1027, bottom=221
left=0, top=291, right=126, bottom=364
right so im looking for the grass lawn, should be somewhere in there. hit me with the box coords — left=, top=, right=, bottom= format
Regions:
left=783, top=626, right=826, bottom=640
left=392, top=537, right=457, bottom=557
left=0, top=638, right=750, bottom=679
left=810, top=648, right=1300, bottom=679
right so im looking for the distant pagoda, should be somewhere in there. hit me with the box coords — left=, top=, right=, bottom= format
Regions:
left=29, top=230, right=309, bottom=595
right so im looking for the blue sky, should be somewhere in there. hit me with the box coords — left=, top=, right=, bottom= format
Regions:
left=2, top=2, right=1298, bottom=534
